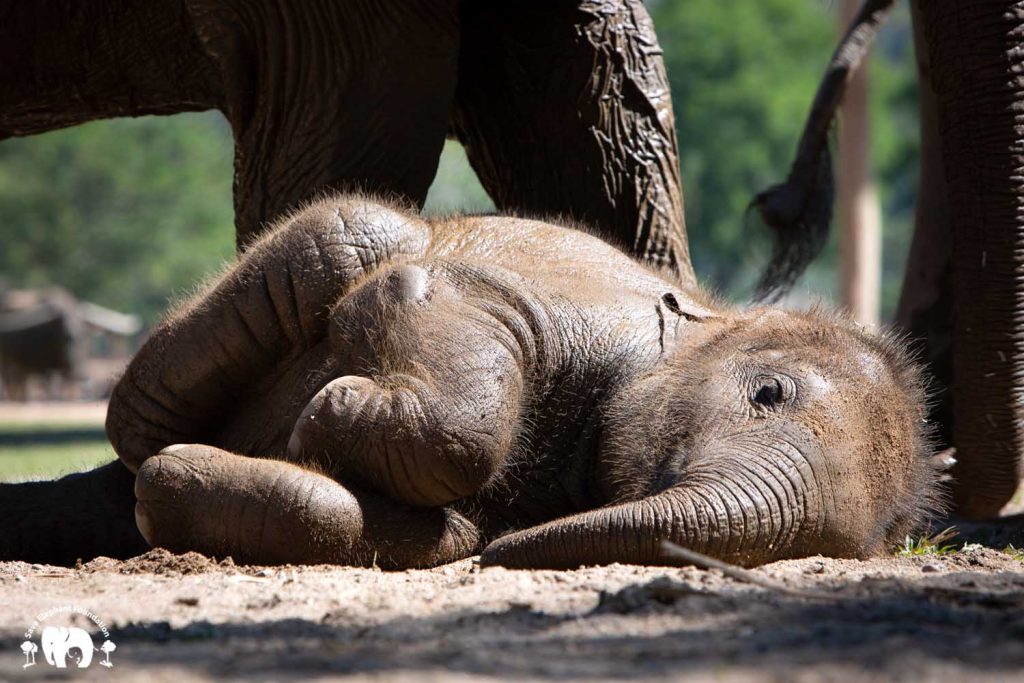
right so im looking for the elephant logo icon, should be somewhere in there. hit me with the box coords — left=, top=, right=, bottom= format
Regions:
left=20, top=605, right=117, bottom=671
left=41, top=626, right=94, bottom=668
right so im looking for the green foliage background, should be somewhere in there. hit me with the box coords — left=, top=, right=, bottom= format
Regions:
left=0, top=0, right=919, bottom=324
left=651, top=0, right=918, bottom=308
left=0, top=115, right=236, bottom=322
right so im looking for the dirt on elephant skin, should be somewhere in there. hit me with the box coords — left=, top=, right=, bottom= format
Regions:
left=1, top=547, right=1024, bottom=682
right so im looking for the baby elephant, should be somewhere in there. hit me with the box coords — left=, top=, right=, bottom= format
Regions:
left=94, top=196, right=939, bottom=569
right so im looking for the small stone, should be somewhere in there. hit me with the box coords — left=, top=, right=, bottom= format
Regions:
left=921, top=563, right=943, bottom=573
left=14, top=575, right=25, bottom=582
left=257, top=568, right=273, bottom=577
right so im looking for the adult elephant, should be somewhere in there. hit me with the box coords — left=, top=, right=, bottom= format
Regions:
left=0, top=288, right=80, bottom=401
left=754, top=0, right=1024, bottom=519
left=0, top=0, right=692, bottom=280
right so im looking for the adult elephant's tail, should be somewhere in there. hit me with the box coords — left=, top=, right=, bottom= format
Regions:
left=750, top=0, right=896, bottom=300
left=0, top=461, right=146, bottom=565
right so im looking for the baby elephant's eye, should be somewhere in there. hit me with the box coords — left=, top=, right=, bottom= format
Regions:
left=751, top=376, right=791, bottom=409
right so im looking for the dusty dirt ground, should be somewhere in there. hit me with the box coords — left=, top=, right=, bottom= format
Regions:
left=2, top=548, right=1024, bottom=682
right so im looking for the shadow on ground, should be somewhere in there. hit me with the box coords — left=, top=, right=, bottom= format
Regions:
left=3, top=551, right=1023, bottom=681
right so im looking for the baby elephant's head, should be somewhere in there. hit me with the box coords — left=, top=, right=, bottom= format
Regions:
left=483, top=307, right=944, bottom=568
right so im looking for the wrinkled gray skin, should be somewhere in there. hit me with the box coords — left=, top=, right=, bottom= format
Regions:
left=2, top=196, right=940, bottom=569
left=0, top=0, right=692, bottom=277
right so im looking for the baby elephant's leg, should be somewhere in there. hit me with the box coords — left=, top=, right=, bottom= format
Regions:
left=107, top=196, right=431, bottom=472
left=134, top=445, right=479, bottom=568
left=287, top=265, right=527, bottom=508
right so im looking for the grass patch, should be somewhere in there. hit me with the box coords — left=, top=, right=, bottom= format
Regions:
left=895, top=527, right=959, bottom=557
left=1003, top=545, right=1024, bottom=562
left=0, top=421, right=104, bottom=434
left=0, top=441, right=114, bottom=482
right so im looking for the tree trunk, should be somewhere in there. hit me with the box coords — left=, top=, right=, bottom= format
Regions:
left=837, top=0, right=881, bottom=326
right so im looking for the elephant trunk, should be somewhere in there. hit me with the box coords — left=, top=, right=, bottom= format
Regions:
left=922, top=2, right=1024, bottom=517
left=481, top=447, right=832, bottom=569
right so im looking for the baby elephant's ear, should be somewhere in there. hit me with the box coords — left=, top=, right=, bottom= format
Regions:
left=661, top=292, right=718, bottom=322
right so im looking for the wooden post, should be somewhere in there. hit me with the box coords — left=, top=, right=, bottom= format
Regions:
left=837, top=0, right=882, bottom=326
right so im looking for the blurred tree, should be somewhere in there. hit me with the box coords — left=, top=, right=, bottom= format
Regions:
left=0, top=123, right=492, bottom=324
left=869, top=4, right=920, bottom=321
left=0, top=113, right=235, bottom=324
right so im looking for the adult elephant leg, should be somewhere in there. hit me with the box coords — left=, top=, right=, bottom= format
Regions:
left=451, top=0, right=694, bottom=281
left=920, top=1, right=1024, bottom=517
left=185, top=0, right=460, bottom=248
left=893, top=0, right=954, bottom=450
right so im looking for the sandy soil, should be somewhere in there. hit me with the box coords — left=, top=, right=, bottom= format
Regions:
left=2, top=548, right=1023, bottom=682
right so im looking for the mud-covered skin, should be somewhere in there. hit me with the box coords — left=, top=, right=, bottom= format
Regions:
left=1, top=195, right=937, bottom=568
left=95, top=195, right=941, bottom=570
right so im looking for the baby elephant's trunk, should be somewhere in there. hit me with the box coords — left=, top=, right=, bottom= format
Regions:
left=481, top=445, right=833, bottom=568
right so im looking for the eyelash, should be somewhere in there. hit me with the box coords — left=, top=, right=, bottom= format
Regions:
left=749, top=375, right=794, bottom=409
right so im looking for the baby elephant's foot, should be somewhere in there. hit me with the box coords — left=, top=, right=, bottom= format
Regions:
left=134, top=445, right=478, bottom=567
left=134, top=445, right=362, bottom=564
